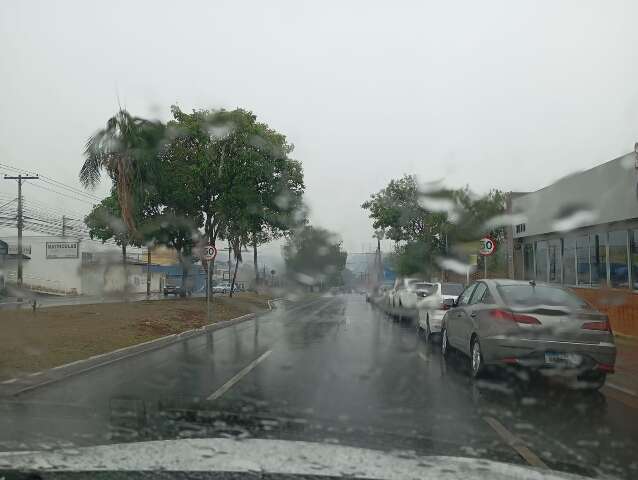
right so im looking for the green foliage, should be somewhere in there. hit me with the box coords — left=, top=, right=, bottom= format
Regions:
left=362, top=175, right=506, bottom=277
left=81, top=110, right=166, bottom=237
left=283, top=226, right=347, bottom=288
left=84, top=192, right=141, bottom=249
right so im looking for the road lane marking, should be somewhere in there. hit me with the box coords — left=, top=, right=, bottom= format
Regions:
left=1, top=378, right=17, bottom=384
left=606, top=382, right=637, bottom=397
left=483, top=416, right=548, bottom=469
left=418, top=352, right=429, bottom=363
left=207, top=350, right=272, bottom=401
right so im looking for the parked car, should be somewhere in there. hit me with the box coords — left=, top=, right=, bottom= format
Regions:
left=212, top=282, right=234, bottom=294
left=416, top=282, right=464, bottom=339
left=440, top=279, right=616, bottom=389
left=163, top=282, right=192, bottom=297
left=388, top=277, right=422, bottom=308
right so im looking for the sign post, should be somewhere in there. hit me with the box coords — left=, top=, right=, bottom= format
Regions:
left=203, top=245, right=217, bottom=324
left=478, top=236, right=497, bottom=279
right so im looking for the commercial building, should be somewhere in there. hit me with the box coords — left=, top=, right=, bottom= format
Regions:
left=508, top=150, right=638, bottom=335
left=1, top=235, right=162, bottom=295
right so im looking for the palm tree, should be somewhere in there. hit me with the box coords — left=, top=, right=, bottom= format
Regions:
left=80, top=110, right=164, bottom=237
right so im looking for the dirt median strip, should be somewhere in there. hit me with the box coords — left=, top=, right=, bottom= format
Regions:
left=0, top=296, right=325, bottom=396
left=0, top=293, right=272, bottom=383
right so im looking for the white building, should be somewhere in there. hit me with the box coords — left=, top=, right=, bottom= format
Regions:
left=1, top=235, right=162, bottom=295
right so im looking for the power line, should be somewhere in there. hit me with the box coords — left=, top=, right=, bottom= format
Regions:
left=0, top=162, right=101, bottom=202
left=23, top=180, right=96, bottom=205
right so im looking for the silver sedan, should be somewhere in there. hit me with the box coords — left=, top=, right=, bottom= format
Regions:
left=441, top=279, right=616, bottom=390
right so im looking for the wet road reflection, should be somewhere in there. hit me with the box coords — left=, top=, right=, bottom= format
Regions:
left=0, top=294, right=636, bottom=479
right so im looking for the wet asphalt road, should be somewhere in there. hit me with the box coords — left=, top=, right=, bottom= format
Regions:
left=1, top=294, right=637, bottom=479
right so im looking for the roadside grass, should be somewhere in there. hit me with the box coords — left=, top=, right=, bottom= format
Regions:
left=0, top=293, right=271, bottom=381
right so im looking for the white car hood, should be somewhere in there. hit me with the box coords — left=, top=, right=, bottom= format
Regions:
left=0, top=437, right=586, bottom=479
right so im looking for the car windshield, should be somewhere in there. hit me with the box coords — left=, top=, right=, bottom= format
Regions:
left=1, top=2, right=637, bottom=479
left=441, top=283, right=464, bottom=296
left=497, top=285, right=591, bottom=309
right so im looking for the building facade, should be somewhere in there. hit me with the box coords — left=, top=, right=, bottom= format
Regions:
left=508, top=151, right=638, bottom=335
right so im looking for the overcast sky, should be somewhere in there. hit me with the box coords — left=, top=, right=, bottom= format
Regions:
left=2, top=0, right=638, bottom=258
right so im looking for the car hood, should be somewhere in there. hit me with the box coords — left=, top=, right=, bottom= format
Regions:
left=0, top=437, right=586, bottom=479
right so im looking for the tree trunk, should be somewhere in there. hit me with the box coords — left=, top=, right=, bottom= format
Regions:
left=116, top=158, right=136, bottom=237
left=230, top=254, right=240, bottom=298
left=121, top=243, right=128, bottom=298
left=253, top=237, right=259, bottom=285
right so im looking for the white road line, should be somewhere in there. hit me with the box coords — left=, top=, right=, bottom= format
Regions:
left=606, top=382, right=637, bottom=397
left=418, top=352, right=429, bottom=363
left=483, top=416, right=548, bottom=469
left=1, top=378, right=18, bottom=384
left=207, top=350, right=272, bottom=401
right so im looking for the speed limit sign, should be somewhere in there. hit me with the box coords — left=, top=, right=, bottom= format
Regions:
left=203, top=245, right=217, bottom=261
left=479, top=237, right=496, bottom=256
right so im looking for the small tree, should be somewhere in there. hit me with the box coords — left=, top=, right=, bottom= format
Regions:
left=283, top=226, right=347, bottom=290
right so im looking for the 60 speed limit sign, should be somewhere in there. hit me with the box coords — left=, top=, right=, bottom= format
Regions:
left=203, top=245, right=217, bottom=261
left=479, top=237, right=496, bottom=256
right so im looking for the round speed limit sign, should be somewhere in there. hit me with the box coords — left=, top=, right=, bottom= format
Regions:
left=479, top=237, right=496, bottom=256
left=203, top=245, right=217, bottom=261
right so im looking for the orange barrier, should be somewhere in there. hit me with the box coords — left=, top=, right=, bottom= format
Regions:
left=571, top=287, right=638, bottom=338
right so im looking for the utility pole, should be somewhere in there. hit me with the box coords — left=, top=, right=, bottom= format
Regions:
left=146, top=248, right=152, bottom=297
left=4, top=174, right=38, bottom=289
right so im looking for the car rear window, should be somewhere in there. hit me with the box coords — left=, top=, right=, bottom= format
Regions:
left=415, top=283, right=436, bottom=295
left=441, top=283, right=464, bottom=296
left=497, top=285, right=590, bottom=309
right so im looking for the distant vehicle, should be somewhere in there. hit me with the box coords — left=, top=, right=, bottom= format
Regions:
left=212, top=283, right=234, bottom=294
left=416, top=282, right=464, bottom=340
left=388, top=277, right=422, bottom=308
left=441, top=279, right=616, bottom=390
left=163, top=280, right=192, bottom=297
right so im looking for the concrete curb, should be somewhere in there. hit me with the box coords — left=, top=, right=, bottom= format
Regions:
left=0, top=312, right=259, bottom=398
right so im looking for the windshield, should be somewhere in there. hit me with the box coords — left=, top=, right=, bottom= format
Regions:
left=497, top=285, right=591, bottom=309
left=1, top=2, right=637, bottom=480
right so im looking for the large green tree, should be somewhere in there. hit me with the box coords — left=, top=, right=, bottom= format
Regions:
left=362, top=175, right=505, bottom=276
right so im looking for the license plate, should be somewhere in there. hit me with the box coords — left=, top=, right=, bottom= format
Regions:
left=544, top=352, right=582, bottom=366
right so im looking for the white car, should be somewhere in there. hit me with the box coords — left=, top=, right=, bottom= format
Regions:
left=212, top=283, right=233, bottom=294
left=416, top=282, right=464, bottom=339
left=388, top=277, right=422, bottom=308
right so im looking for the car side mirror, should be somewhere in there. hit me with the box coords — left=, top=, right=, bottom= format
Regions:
left=443, top=298, right=456, bottom=308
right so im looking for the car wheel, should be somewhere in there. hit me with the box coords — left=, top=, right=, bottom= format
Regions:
left=471, top=337, right=485, bottom=378
left=441, top=328, right=450, bottom=358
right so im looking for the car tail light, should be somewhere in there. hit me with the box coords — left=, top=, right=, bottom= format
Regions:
left=582, top=319, right=612, bottom=333
left=595, top=363, right=615, bottom=373
left=490, top=309, right=540, bottom=325
left=440, top=303, right=450, bottom=311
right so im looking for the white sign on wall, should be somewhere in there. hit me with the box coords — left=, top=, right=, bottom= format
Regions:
left=46, top=241, right=79, bottom=259
left=8, top=244, right=31, bottom=255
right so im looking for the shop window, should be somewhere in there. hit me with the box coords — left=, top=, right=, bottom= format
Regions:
left=563, top=237, right=576, bottom=285
left=576, top=235, right=590, bottom=285
left=590, top=233, right=607, bottom=286
left=535, top=240, right=548, bottom=282
left=523, top=243, right=534, bottom=280
left=608, top=230, right=629, bottom=288
left=548, top=239, right=561, bottom=283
